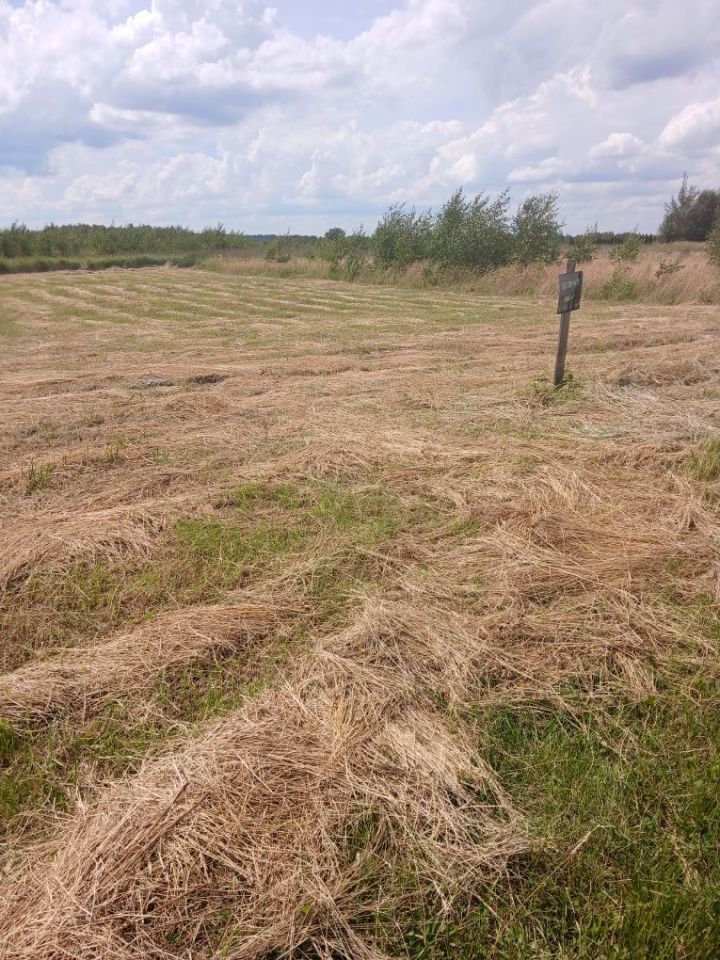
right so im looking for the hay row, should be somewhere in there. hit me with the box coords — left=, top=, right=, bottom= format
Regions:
left=0, top=601, right=291, bottom=724
left=0, top=505, right=168, bottom=592
left=0, top=596, right=528, bottom=959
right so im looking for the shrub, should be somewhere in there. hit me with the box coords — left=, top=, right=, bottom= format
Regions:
left=320, top=228, right=370, bottom=281
left=602, top=268, right=637, bottom=301
left=265, top=237, right=292, bottom=264
left=373, top=204, right=433, bottom=268
left=655, top=256, right=684, bottom=279
left=372, top=188, right=563, bottom=271
left=609, top=231, right=643, bottom=264
left=566, top=225, right=599, bottom=264
left=431, top=188, right=513, bottom=271
left=512, top=193, right=562, bottom=266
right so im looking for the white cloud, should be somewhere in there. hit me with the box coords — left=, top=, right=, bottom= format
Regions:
left=589, top=133, right=645, bottom=159
left=0, top=0, right=719, bottom=232
left=658, top=97, right=720, bottom=153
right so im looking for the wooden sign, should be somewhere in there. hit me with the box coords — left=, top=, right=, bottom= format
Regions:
left=557, top=269, right=583, bottom=314
left=553, top=258, right=582, bottom=386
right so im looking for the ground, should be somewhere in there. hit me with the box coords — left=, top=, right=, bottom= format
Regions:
left=0, top=267, right=719, bottom=958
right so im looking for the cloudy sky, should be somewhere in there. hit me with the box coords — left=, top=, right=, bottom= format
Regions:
left=1, top=0, right=719, bottom=233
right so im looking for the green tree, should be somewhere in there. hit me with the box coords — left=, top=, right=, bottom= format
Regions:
left=609, top=230, right=643, bottom=264
left=660, top=174, right=720, bottom=241
left=512, top=193, right=562, bottom=266
left=373, top=204, right=433, bottom=267
left=431, top=188, right=513, bottom=271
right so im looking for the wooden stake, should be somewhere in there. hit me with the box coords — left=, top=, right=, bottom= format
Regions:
left=554, top=257, right=576, bottom=387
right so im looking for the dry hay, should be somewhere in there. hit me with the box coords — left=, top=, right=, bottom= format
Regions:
left=1, top=268, right=720, bottom=958
left=615, top=354, right=717, bottom=388
left=0, top=597, right=525, bottom=960
left=0, top=505, right=167, bottom=592
left=0, top=601, right=290, bottom=725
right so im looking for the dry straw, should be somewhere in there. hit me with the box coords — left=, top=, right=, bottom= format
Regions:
left=0, top=596, right=527, bottom=959
left=2, top=265, right=720, bottom=957
left=0, top=601, right=288, bottom=724
left=0, top=505, right=166, bottom=591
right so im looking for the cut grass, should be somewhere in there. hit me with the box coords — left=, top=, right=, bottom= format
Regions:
left=0, top=304, right=22, bottom=338
left=0, top=643, right=288, bottom=844
left=371, top=667, right=720, bottom=959
left=2, top=268, right=720, bottom=958
left=1, top=478, right=406, bottom=671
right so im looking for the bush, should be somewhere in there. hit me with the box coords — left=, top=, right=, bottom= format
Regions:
left=320, top=228, right=370, bottom=281
left=372, top=188, right=562, bottom=271
left=602, top=268, right=637, bottom=301
left=373, top=205, right=433, bottom=267
left=512, top=193, right=562, bottom=266
left=566, top=225, right=599, bottom=264
left=431, top=188, right=513, bottom=271
left=609, top=231, right=643, bottom=264
left=265, top=237, right=292, bottom=263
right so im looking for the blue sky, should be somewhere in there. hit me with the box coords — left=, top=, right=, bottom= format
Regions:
left=1, top=0, right=719, bottom=233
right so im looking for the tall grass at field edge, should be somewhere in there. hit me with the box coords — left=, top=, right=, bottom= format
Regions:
left=204, top=244, right=720, bottom=305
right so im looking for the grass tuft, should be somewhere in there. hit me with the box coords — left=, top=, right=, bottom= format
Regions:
left=687, top=438, right=720, bottom=483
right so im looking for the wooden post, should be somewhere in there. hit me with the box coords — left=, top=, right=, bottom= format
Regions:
left=554, top=257, right=579, bottom=387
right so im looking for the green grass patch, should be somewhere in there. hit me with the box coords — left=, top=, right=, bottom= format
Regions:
left=371, top=669, right=720, bottom=959
left=1, top=477, right=405, bottom=672
left=218, top=480, right=304, bottom=510
left=686, top=438, right=720, bottom=483
left=530, top=370, right=584, bottom=406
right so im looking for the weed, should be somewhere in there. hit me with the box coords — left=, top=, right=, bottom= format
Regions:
left=686, top=438, right=720, bottom=483
left=104, top=435, right=127, bottom=465
left=24, top=460, right=54, bottom=495
left=530, top=370, right=584, bottom=406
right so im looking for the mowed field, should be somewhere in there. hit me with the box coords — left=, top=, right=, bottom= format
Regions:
left=1, top=268, right=720, bottom=959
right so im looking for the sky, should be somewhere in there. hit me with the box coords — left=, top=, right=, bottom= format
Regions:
left=1, top=0, right=719, bottom=234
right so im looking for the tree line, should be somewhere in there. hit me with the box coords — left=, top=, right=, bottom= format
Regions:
left=0, top=222, right=248, bottom=259
left=2, top=176, right=718, bottom=271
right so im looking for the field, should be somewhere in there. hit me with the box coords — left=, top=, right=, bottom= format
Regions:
left=1, top=267, right=720, bottom=959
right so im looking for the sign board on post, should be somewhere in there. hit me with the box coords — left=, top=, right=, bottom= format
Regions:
left=553, top=258, right=583, bottom=387
left=557, top=269, right=583, bottom=314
